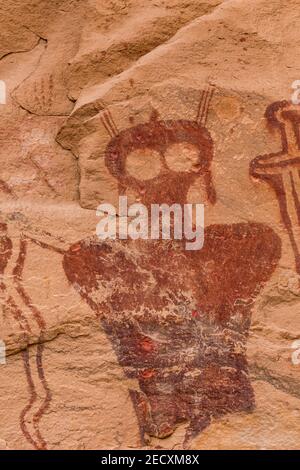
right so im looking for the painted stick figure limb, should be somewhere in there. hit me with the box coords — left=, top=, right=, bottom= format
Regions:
left=20, top=347, right=48, bottom=450
left=13, top=237, right=52, bottom=450
left=0, top=184, right=53, bottom=449
left=250, top=101, right=300, bottom=274
left=13, top=235, right=66, bottom=449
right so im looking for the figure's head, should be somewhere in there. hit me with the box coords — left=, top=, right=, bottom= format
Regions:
left=105, top=111, right=216, bottom=208
left=265, top=100, right=300, bottom=155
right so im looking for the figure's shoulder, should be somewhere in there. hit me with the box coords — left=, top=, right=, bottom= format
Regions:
left=198, top=222, right=281, bottom=287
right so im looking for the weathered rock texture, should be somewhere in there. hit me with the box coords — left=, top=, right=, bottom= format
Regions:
left=1, top=0, right=300, bottom=450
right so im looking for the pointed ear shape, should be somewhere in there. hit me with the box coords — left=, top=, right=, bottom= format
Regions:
left=204, top=170, right=216, bottom=205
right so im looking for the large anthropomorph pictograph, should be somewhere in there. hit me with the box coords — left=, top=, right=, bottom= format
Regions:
left=251, top=101, right=300, bottom=275
left=0, top=88, right=283, bottom=448
left=62, top=88, right=281, bottom=445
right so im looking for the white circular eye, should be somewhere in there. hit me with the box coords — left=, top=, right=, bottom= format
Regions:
left=126, top=148, right=162, bottom=180
left=164, top=143, right=200, bottom=172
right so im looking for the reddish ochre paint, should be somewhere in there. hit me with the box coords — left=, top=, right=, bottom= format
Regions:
left=0, top=217, right=51, bottom=450
left=251, top=100, right=300, bottom=274
left=63, top=225, right=280, bottom=445
left=63, top=92, right=281, bottom=445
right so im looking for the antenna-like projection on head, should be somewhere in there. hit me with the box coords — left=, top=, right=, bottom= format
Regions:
left=99, top=100, right=119, bottom=138
left=195, top=86, right=217, bottom=206
left=196, top=85, right=215, bottom=127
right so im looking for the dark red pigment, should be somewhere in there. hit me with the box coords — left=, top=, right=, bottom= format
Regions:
left=251, top=100, right=300, bottom=274
left=63, top=112, right=281, bottom=445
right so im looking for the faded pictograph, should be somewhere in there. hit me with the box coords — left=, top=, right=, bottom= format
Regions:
left=0, top=199, right=53, bottom=450
left=0, top=88, right=282, bottom=448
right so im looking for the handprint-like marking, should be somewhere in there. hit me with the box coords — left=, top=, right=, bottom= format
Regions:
left=33, top=75, right=54, bottom=113
left=15, top=74, right=55, bottom=115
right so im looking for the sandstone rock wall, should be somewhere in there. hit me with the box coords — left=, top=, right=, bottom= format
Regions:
left=1, top=0, right=300, bottom=450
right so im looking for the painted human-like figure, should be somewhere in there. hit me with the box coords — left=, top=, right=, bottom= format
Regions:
left=251, top=100, right=300, bottom=275
left=62, top=90, right=281, bottom=445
